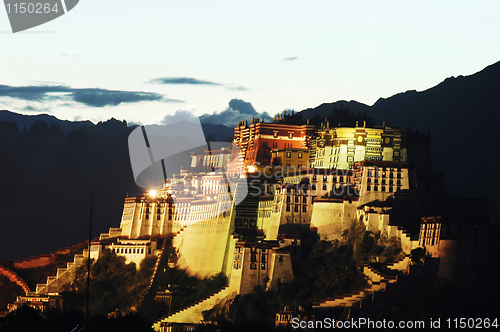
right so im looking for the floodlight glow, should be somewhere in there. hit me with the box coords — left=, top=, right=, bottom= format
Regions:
left=149, top=190, right=157, bottom=197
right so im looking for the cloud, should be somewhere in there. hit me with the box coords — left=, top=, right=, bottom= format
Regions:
left=200, top=99, right=273, bottom=127
left=150, top=77, right=221, bottom=86
left=70, top=88, right=169, bottom=107
left=150, top=76, right=249, bottom=91
left=0, top=84, right=179, bottom=107
left=283, top=56, right=298, bottom=61
left=226, top=85, right=248, bottom=91
left=159, top=109, right=200, bottom=125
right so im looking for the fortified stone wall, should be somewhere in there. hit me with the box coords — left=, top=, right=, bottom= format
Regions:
left=310, top=199, right=358, bottom=240
left=173, top=211, right=234, bottom=279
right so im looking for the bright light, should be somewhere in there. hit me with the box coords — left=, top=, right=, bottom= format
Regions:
left=149, top=190, right=157, bottom=197
left=247, top=165, right=257, bottom=173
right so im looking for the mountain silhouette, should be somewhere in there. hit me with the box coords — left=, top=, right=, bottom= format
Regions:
left=0, top=110, right=94, bottom=134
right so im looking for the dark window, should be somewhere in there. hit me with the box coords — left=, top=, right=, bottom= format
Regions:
left=312, top=184, right=316, bottom=190
left=374, top=186, right=378, bottom=191
left=279, top=256, right=284, bottom=262
left=303, top=196, right=307, bottom=204
left=294, top=196, right=299, bottom=203
left=303, top=206, right=307, bottom=213
left=261, top=264, right=266, bottom=270
left=322, top=184, right=327, bottom=190
left=261, top=254, right=266, bottom=263
left=251, top=254, right=257, bottom=262
left=294, top=205, right=299, bottom=212
left=286, top=205, right=290, bottom=212
left=157, top=215, right=161, bottom=220
left=146, top=214, right=149, bottom=219
left=286, top=196, right=291, bottom=203
left=250, top=263, right=257, bottom=270
left=367, top=185, right=371, bottom=191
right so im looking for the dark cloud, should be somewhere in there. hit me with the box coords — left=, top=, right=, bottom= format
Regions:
left=150, top=77, right=221, bottom=86
left=0, top=85, right=70, bottom=101
left=150, top=77, right=249, bottom=91
left=71, top=88, right=169, bottom=107
left=200, top=99, right=273, bottom=127
left=283, top=56, right=298, bottom=61
left=0, top=84, right=177, bottom=107
left=228, top=99, right=256, bottom=115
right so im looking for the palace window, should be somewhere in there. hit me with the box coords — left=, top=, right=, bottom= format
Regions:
left=250, top=263, right=256, bottom=270
left=286, top=151, right=291, bottom=158
left=303, top=206, right=307, bottom=213
left=294, top=205, right=299, bottom=212
left=298, top=152, right=303, bottom=158
left=286, top=205, right=291, bottom=212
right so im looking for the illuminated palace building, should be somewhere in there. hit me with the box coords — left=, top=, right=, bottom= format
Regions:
left=23, top=107, right=489, bottom=331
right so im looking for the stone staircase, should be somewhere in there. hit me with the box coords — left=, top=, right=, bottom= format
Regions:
left=152, top=285, right=235, bottom=330
left=313, top=255, right=438, bottom=320
left=35, top=249, right=88, bottom=294
left=313, top=255, right=411, bottom=309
